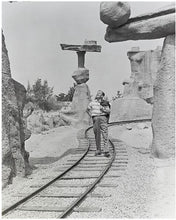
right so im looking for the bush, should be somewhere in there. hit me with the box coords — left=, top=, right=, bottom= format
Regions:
left=45, top=97, right=63, bottom=111
left=26, top=79, right=75, bottom=112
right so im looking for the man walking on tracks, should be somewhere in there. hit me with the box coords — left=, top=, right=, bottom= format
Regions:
left=87, top=90, right=111, bottom=157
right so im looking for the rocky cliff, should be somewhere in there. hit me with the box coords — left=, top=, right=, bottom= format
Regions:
left=2, top=31, right=31, bottom=188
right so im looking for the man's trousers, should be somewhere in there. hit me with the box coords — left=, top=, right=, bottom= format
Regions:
left=92, top=115, right=109, bottom=153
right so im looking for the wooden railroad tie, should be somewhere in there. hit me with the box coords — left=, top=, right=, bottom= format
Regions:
left=61, top=175, right=100, bottom=180
left=17, top=206, right=102, bottom=212
left=69, top=165, right=107, bottom=168
left=64, top=162, right=109, bottom=166
left=13, top=193, right=111, bottom=198
left=97, top=183, right=118, bottom=187
left=30, top=183, right=91, bottom=188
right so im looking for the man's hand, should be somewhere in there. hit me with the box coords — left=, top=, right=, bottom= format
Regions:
left=100, top=105, right=103, bottom=110
left=100, top=105, right=110, bottom=114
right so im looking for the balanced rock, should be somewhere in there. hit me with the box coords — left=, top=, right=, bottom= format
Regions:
left=72, top=68, right=89, bottom=84
left=100, top=2, right=131, bottom=27
left=104, top=3, right=175, bottom=42
left=60, top=83, right=91, bottom=127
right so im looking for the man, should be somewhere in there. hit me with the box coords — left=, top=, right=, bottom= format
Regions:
left=87, top=90, right=111, bottom=157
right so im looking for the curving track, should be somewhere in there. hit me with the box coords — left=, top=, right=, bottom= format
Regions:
left=2, top=118, right=151, bottom=218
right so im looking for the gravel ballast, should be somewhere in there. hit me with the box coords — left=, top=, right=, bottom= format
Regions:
left=2, top=124, right=175, bottom=218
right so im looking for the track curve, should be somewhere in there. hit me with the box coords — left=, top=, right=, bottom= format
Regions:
left=2, top=118, right=151, bottom=218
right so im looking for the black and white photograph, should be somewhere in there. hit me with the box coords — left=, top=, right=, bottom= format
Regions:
left=1, top=0, right=175, bottom=218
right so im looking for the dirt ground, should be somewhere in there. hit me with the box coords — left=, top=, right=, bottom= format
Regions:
left=26, top=125, right=79, bottom=159
left=2, top=124, right=175, bottom=218
left=108, top=124, right=175, bottom=218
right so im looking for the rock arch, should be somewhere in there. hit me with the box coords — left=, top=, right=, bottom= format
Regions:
left=100, top=2, right=175, bottom=158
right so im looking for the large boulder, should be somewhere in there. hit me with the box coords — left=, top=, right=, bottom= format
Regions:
left=110, top=96, right=152, bottom=122
left=2, top=31, right=31, bottom=188
left=103, top=3, right=175, bottom=42
left=72, top=68, right=89, bottom=84
left=27, top=110, right=69, bottom=134
left=27, top=110, right=49, bottom=134
left=100, top=2, right=131, bottom=27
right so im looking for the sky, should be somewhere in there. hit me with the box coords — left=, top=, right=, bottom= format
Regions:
left=2, top=1, right=171, bottom=99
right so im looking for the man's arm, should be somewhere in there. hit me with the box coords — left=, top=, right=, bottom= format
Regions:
left=100, top=105, right=110, bottom=114
left=100, top=100, right=111, bottom=114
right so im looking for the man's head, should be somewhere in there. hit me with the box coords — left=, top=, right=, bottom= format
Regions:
left=95, top=90, right=105, bottom=101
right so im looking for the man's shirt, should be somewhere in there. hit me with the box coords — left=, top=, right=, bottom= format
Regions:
left=87, top=99, right=110, bottom=117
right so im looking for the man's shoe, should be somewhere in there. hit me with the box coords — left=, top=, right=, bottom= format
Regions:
left=95, top=151, right=101, bottom=156
left=104, top=152, right=110, bottom=157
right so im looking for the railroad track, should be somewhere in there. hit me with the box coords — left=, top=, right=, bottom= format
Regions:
left=2, top=118, right=151, bottom=218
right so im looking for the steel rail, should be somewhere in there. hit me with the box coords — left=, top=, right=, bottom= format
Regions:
left=2, top=118, right=151, bottom=217
left=59, top=118, right=151, bottom=218
left=2, top=126, right=92, bottom=216
left=59, top=132, right=116, bottom=218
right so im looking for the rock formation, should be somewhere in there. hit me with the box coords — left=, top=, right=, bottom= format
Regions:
left=100, top=2, right=131, bottom=28
left=152, top=35, right=175, bottom=158
left=60, top=40, right=101, bottom=127
left=110, top=96, right=152, bottom=122
left=2, top=31, right=31, bottom=188
left=23, top=102, right=34, bottom=140
left=71, top=83, right=92, bottom=125
left=127, top=46, right=162, bottom=100
left=100, top=2, right=175, bottom=158
left=110, top=46, right=162, bottom=122
left=103, top=3, right=175, bottom=42
left=27, top=110, right=69, bottom=134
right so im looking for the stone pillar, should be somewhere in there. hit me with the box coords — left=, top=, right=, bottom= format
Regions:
left=71, top=53, right=91, bottom=126
left=152, top=35, right=175, bottom=158
left=60, top=41, right=101, bottom=126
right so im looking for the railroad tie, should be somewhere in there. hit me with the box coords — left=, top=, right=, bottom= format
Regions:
left=38, top=193, right=80, bottom=198
left=17, top=206, right=68, bottom=212
left=61, top=175, right=100, bottom=180
left=110, top=168, right=126, bottom=171
left=67, top=169, right=101, bottom=172
left=74, top=206, right=102, bottom=212
left=72, top=168, right=103, bottom=171
left=30, top=183, right=90, bottom=188
left=97, top=183, right=118, bottom=187
left=17, top=206, right=101, bottom=213
left=70, top=165, right=107, bottom=169
left=64, top=162, right=109, bottom=166
left=13, top=193, right=80, bottom=198
left=103, top=175, right=121, bottom=178
left=113, top=161, right=128, bottom=164
left=52, top=183, right=90, bottom=187
left=38, top=193, right=111, bottom=198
